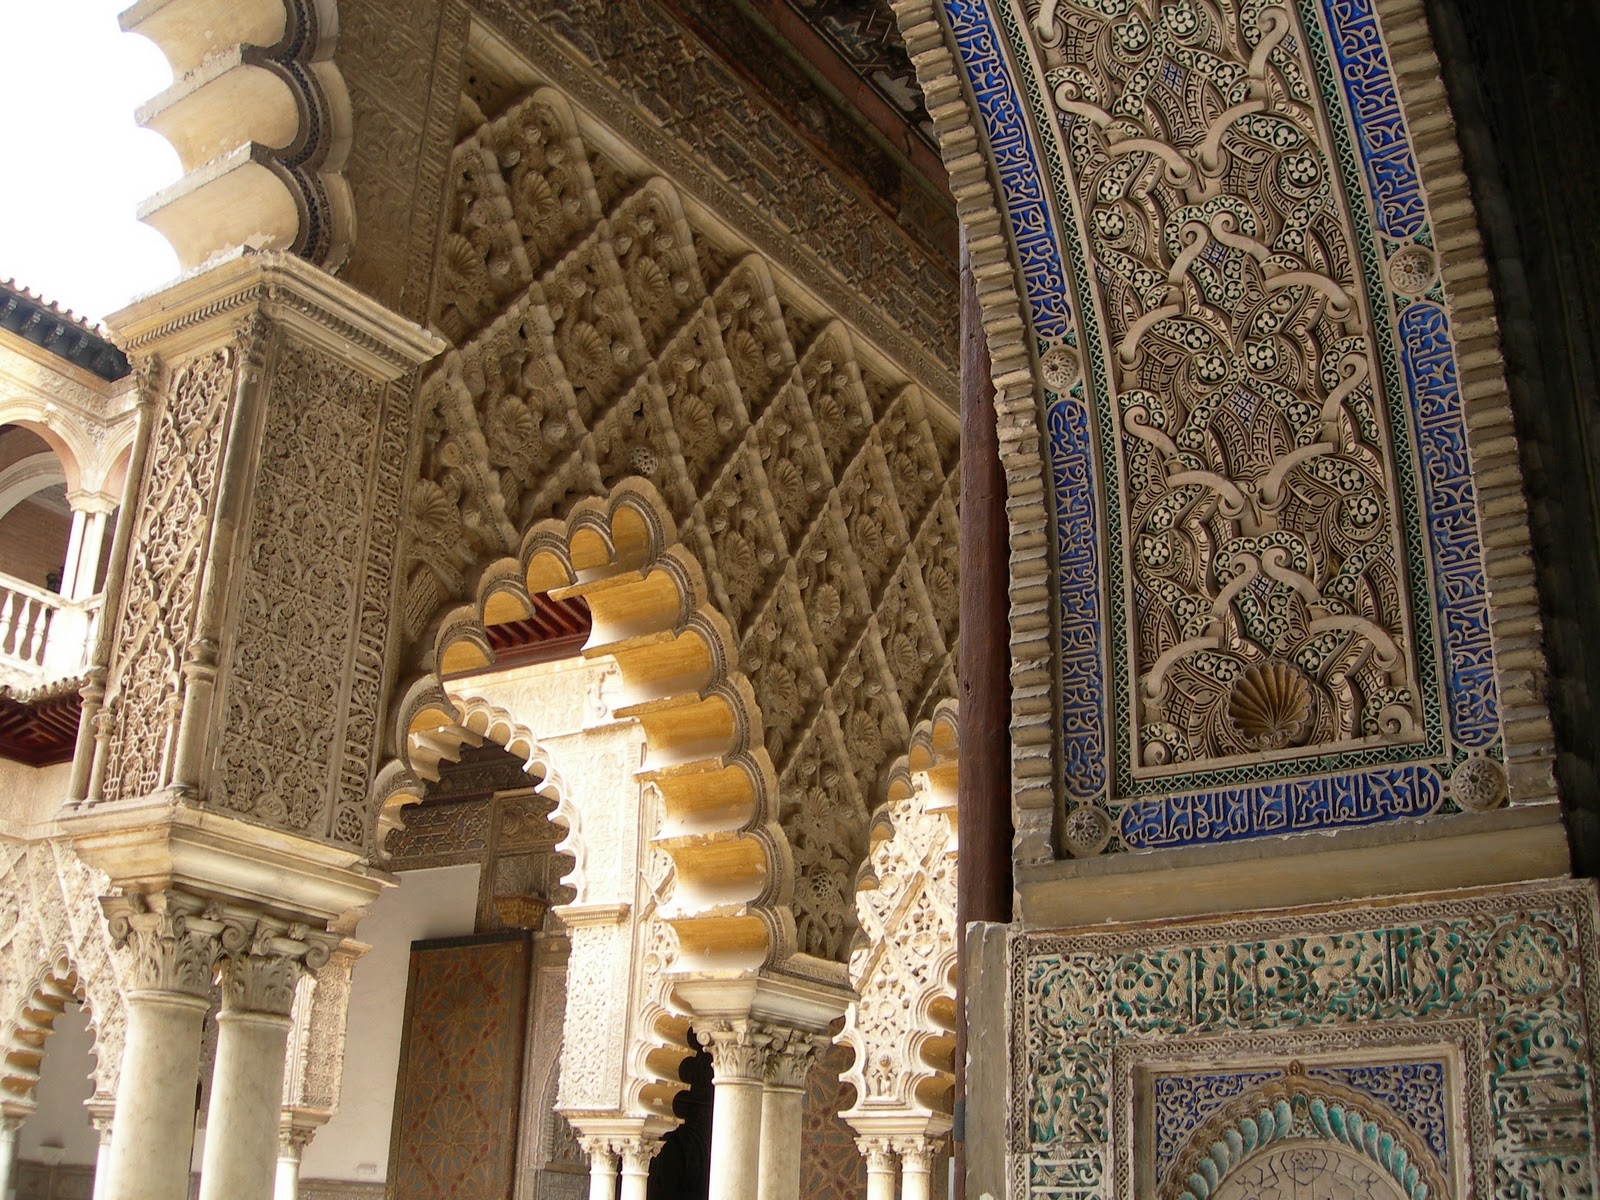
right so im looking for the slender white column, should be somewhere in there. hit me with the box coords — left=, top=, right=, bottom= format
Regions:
left=101, top=894, right=221, bottom=1200
left=700, top=1022, right=772, bottom=1200
left=757, top=1031, right=821, bottom=1200
left=857, top=1138, right=897, bottom=1200
left=58, top=508, right=87, bottom=597
left=273, top=1126, right=311, bottom=1200
left=0, top=1113, right=22, bottom=1200
left=582, top=1138, right=619, bottom=1200
left=618, top=1137, right=662, bottom=1200
left=198, top=915, right=332, bottom=1200
left=89, top=1107, right=113, bottom=1200
left=896, top=1138, right=934, bottom=1200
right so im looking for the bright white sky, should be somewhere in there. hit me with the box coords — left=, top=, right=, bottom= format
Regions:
left=0, top=1, right=178, bottom=323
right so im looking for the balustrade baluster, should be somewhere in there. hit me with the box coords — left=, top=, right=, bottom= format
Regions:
left=0, top=591, right=18, bottom=659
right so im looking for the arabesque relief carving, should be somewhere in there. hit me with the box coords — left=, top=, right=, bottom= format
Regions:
left=839, top=703, right=957, bottom=1131
left=1029, top=0, right=1419, bottom=770
left=401, top=80, right=960, bottom=965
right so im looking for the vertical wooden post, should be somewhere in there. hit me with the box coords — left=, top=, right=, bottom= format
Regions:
left=955, top=233, right=1014, bottom=1198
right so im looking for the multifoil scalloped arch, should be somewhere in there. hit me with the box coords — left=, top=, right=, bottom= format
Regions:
left=839, top=700, right=959, bottom=1128
left=380, top=477, right=797, bottom=977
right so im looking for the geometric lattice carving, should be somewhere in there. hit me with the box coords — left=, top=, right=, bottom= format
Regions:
left=839, top=702, right=957, bottom=1130
left=401, top=79, right=960, bottom=962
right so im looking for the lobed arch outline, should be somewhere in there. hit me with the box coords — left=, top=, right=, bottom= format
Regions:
left=386, top=683, right=699, bottom=1122
left=1166, top=1075, right=1451, bottom=1200
left=1, top=948, right=116, bottom=1117
left=840, top=700, right=960, bottom=1121
left=376, top=476, right=798, bottom=980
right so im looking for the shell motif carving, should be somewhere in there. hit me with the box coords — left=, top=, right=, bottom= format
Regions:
left=1227, top=661, right=1315, bottom=752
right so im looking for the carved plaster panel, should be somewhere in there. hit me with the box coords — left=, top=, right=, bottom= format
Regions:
left=1008, top=879, right=1600, bottom=1197
left=400, top=77, right=960, bottom=965
left=0, top=840, right=127, bottom=1102
left=894, top=0, right=1552, bottom=861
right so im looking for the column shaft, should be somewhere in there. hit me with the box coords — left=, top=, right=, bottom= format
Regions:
left=103, top=992, right=210, bottom=1200
left=900, top=1147, right=934, bottom=1200
left=198, top=1009, right=293, bottom=1200
left=757, top=1081, right=804, bottom=1200
left=272, top=1150, right=300, bottom=1200
left=0, top=1115, right=21, bottom=1200
left=859, top=1141, right=897, bottom=1200
left=709, top=1078, right=764, bottom=1200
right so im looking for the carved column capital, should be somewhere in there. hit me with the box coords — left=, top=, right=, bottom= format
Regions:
left=578, top=1136, right=620, bottom=1171
left=855, top=1135, right=896, bottom=1172
left=763, top=1027, right=827, bottom=1091
left=892, top=1135, right=937, bottom=1170
left=696, top=1019, right=775, bottom=1083
left=618, top=1135, right=665, bottom=1173
left=215, top=910, right=339, bottom=1019
left=102, top=890, right=222, bottom=999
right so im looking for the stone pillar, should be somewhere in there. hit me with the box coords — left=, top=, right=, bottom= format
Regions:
left=0, top=1112, right=21, bottom=1200
left=618, top=1136, right=662, bottom=1200
left=758, top=1031, right=821, bottom=1200
left=581, top=1138, right=619, bottom=1200
left=88, top=1102, right=114, bottom=1200
left=896, top=1138, right=935, bottom=1200
left=857, top=1138, right=897, bottom=1200
left=700, top=1022, right=772, bottom=1200
left=100, top=892, right=223, bottom=1200
left=199, top=916, right=334, bottom=1200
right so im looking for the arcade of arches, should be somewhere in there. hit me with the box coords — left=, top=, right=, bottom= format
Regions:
left=3, top=1, right=1600, bottom=1199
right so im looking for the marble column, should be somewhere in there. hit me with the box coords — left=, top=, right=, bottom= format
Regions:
left=700, top=1022, right=772, bottom=1200
left=758, top=1031, right=821, bottom=1200
left=896, top=1138, right=935, bottom=1200
left=581, top=1138, right=619, bottom=1200
left=101, top=892, right=222, bottom=1200
left=273, top=1125, right=314, bottom=1200
left=857, top=1138, right=897, bottom=1200
left=87, top=1102, right=114, bottom=1200
left=0, top=1112, right=22, bottom=1200
left=618, top=1136, right=662, bottom=1200
left=198, top=916, right=333, bottom=1200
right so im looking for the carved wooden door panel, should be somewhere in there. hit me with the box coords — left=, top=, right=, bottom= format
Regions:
left=389, top=932, right=532, bottom=1199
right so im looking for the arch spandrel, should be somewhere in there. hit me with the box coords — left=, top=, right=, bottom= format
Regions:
left=392, top=54, right=961, bottom=984
left=891, top=0, right=1557, bottom=872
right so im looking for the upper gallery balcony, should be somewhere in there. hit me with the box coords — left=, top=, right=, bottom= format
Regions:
left=0, top=281, right=136, bottom=765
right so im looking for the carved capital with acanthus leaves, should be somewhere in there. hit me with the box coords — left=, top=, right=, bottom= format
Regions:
left=696, top=1019, right=776, bottom=1084
left=102, top=890, right=223, bottom=999
left=763, top=1027, right=827, bottom=1091
left=215, top=912, right=339, bottom=1018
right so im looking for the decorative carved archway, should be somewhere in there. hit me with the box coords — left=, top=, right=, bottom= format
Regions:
left=0, top=842, right=126, bottom=1110
left=387, top=479, right=796, bottom=979
left=839, top=702, right=959, bottom=1147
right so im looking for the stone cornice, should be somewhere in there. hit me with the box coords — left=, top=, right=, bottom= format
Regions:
left=62, top=798, right=393, bottom=925
left=105, top=252, right=446, bottom=379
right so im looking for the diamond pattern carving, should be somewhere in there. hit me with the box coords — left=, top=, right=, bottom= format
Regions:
left=403, top=81, right=958, bottom=964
